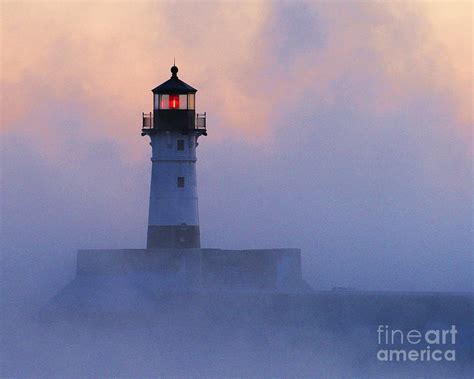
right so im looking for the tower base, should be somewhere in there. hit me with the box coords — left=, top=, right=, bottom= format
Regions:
left=147, top=225, right=200, bottom=249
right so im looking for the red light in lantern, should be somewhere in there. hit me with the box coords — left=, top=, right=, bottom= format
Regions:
left=169, top=95, right=179, bottom=109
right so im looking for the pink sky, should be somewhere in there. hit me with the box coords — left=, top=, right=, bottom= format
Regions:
left=2, top=2, right=471, bottom=145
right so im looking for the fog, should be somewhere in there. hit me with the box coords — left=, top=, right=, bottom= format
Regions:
left=1, top=286, right=472, bottom=377
left=1, top=98, right=471, bottom=295
left=1, top=1, right=472, bottom=377
left=1, top=112, right=472, bottom=376
left=1, top=1, right=471, bottom=293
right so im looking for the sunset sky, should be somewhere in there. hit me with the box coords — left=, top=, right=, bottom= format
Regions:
left=1, top=1, right=472, bottom=293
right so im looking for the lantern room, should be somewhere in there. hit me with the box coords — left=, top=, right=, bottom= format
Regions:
left=154, top=93, right=195, bottom=110
left=143, top=65, right=205, bottom=134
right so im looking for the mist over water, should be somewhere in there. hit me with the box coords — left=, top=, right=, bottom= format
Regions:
left=1, top=240, right=473, bottom=377
left=1, top=142, right=472, bottom=376
left=1, top=283, right=472, bottom=378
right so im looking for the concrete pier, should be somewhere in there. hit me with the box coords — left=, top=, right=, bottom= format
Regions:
left=76, top=248, right=309, bottom=292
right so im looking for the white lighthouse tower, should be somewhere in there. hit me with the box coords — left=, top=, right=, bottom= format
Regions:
left=49, top=65, right=308, bottom=300
left=142, top=65, right=207, bottom=249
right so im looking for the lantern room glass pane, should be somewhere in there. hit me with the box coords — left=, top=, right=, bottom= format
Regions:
left=160, top=94, right=169, bottom=109
left=169, top=94, right=179, bottom=109
left=179, top=94, right=188, bottom=109
left=188, top=94, right=195, bottom=110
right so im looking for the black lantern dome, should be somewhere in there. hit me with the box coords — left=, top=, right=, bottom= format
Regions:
left=152, top=65, right=197, bottom=94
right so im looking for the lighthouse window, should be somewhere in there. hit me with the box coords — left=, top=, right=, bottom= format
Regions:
left=158, top=93, right=193, bottom=110
left=177, top=176, right=185, bottom=188
left=177, top=139, right=185, bottom=151
left=160, top=94, right=169, bottom=109
left=179, top=95, right=188, bottom=109
left=169, top=94, right=179, bottom=109
left=188, top=94, right=195, bottom=110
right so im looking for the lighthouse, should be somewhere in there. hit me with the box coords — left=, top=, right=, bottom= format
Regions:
left=142, top=65, right=207, bottom=249
left=48, top=64, right=309, bottom=305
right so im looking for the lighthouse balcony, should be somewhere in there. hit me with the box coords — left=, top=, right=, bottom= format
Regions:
left=142, top=112, right=207, bottom=136
left=196, top=112, right=206, bottom=130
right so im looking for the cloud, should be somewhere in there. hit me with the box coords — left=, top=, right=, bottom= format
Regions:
left=2, top=2, right=470, bottom=147
left=262, top=2, right=471, bottom=135
left=1, top=1, right=272, bottom=146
